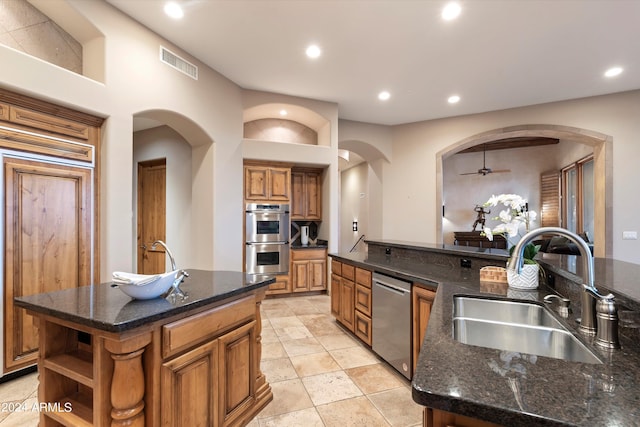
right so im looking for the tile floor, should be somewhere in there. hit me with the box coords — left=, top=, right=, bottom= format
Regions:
left=0, top=294, right=423, bottom=426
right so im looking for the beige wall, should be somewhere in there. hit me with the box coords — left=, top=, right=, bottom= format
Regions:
left=133, top=126, right=193, bottom=271
left=340, top=162, right=369, bottom=253
left=384, top=91, right=640, bottom=263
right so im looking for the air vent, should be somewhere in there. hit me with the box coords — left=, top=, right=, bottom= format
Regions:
left=160, top=46, right=198, bottom=80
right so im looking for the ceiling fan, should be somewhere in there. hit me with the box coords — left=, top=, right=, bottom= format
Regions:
left=460, top=144, right=511, bottom=176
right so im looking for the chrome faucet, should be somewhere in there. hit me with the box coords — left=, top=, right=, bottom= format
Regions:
left=151, top=240, right=189, bottom=300
left=507, top=227, right=614, bottom=338
left=151, top=240, right=177, bottom=271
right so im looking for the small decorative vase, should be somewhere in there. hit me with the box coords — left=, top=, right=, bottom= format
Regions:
left=507, top=263, right=539, bottom=290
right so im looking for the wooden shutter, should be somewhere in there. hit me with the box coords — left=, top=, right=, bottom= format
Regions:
left=540, top=171, right=561, bottom=228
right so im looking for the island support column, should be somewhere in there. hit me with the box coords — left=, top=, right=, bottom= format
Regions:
left=104, top=333, right=152, bottom=427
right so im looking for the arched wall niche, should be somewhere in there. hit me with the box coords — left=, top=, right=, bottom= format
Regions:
left=243, top=103, right=331, bottom=146
left=436, top=124, right=612, bottom=258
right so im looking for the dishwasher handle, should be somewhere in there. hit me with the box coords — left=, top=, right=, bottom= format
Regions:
left=374, top=280, right=411, bottom=296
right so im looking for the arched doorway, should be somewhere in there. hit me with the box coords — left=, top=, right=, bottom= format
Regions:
left=436, top=124, right=612, bottom=258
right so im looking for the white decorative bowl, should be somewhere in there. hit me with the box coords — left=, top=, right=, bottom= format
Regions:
left=115, top=270, right=178, bottom=300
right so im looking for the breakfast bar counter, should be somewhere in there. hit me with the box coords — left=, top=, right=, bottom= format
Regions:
left=15, top=270, right=275, bottom=427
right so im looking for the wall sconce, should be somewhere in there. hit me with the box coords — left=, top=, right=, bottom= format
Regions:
left=352, top=220, right=358, bottom=232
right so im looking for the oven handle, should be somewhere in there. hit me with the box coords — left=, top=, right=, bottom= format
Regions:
left=245, top=241, right=289, bottom=245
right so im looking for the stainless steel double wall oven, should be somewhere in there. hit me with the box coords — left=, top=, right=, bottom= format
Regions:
left=245, top=203, right=290, bottom=274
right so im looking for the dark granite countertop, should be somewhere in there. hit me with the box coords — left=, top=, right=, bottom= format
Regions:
left=330, top=242, right=640, bottom=427
left=14, top=270, right=275, bottom=333
left=290, top=244, right=328, bottom=250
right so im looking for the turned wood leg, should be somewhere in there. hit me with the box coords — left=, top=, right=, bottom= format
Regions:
left=104, top=334, right=151, bottom=427
left=110, top=349, right=145, bottom=427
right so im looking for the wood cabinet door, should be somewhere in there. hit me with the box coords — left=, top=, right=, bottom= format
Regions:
left=291, top=260, right=310, bottom=292
left=218, top=320, right=257, bottom=427
left=330, top=274, right=341, bottom=317
left=308, top=259, right=326, bottom=291
left=267, top=167, right=290, bottom=201
left=161, top=340, right=219, bottom=427
left=265, top=274, right=292, bottom=295
left=412, top=285, right=436, bottom=373
left=304, top=172, right=322, bottom=220
left=4, top=156, right=92, bottom=373
left=244, top=166, right=269, bottom=200
left=354, top=310, right=372, bottom=346
left=340, top=279, right=355, bottom=332
left=290, top=171, right=305, bottom=219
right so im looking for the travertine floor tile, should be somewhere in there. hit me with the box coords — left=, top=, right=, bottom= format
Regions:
left=316, top=396, right=390, bottom=427
left=262, top=341, right=287, bottom=360
left=290, top=351, right=340, bottom=377
left=257, top=378, right=314, bottom=419
left=0, top=371, right=38, bottom=404
left=298, top=313, right=344, bottom=336
left=269, top=316, right=304, bottom=328
left=274, top=325, right=313, bottom=341
left=330, top=345, right=380, bottom=369
left=315, top=332, right=358, bottom=351
left=261, top=326, right=280, bottom=343
left=368, top=386, right=423, bottom=427
left=345, top=363, right=406, bottom=394
left=259, top=407, right=324, bottom=427
left=281, top=337, right=325, bottom=357
left=261, top=357, right=299, bottom=383
left=302, top=371, right=362, bottom=406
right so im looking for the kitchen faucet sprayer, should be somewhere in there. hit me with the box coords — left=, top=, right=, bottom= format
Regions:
left=507, top=227, right=617, bottom=343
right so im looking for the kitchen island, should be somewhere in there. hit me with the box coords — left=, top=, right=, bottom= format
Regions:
left=331, top=240, right=640, bottom=427
left=14, top=270, right=275, bottom=427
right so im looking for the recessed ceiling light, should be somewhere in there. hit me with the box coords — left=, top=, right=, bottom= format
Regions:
left=448, top=95, right=461, bottom=104
left=604, top=66, right=623, bottom=78
left=442, top=2, right=462, bottom=21
left=378, top=91, right=391, bottom=101
left=164, top=2, right=184, bottom=19
left=279, top=109, right=288, bottom=116
left=306, top=45, right=321, bottom=59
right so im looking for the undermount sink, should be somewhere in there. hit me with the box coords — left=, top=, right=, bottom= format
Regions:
left=452, top=295, right=602, bottom=364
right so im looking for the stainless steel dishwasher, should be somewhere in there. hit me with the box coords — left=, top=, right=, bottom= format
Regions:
left=372, top=272, right=412, bottom=379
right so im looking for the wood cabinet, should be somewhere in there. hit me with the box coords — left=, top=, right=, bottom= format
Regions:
left=412, top=284, right=437, bottom=373
left=291, top=169, right=322, bottom=220
left=291, top=248, right=327, bottom=293
left=29, top=290, right=271, bottom=427
left=424, top=407, right=503, bottom=427
left=331, top=260, right=362, bottom=342
left=1, top=89, right=101, bottom=375
left=353, top=268, right=372, bottom=345
left=244, top=165, right=290, bottom=202
left=265, top=274, right=292, bottom=295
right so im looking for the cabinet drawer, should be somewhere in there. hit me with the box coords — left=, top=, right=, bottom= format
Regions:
left=291, top=248, right=327, bottom=261
left=162, top=295, right=255, bottom=359
left=331, top=259, right=341, bottom=276
left=355, top=268, right=372, bottom=288
left=355, top=284, right=372, bottom=317
left=266, top=274, right=291, bottom=295
left=354, top=311, right=372, bottom=346
left=341, top=264, right=355, bottom=281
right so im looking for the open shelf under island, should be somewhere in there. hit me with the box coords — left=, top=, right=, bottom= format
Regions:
left=14, top=270, right=275, bottom=427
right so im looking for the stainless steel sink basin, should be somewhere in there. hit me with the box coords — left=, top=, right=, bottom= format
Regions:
left=452, top=296, right=602, bottom=364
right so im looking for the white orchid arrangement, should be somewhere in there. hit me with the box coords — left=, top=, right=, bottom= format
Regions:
left=482, top=194, right=540, bottom=264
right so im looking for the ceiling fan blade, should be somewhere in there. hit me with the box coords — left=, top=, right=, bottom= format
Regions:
left=491, top=169, right=511, bottom=173
left=460, top=171, right=480, bottom=175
